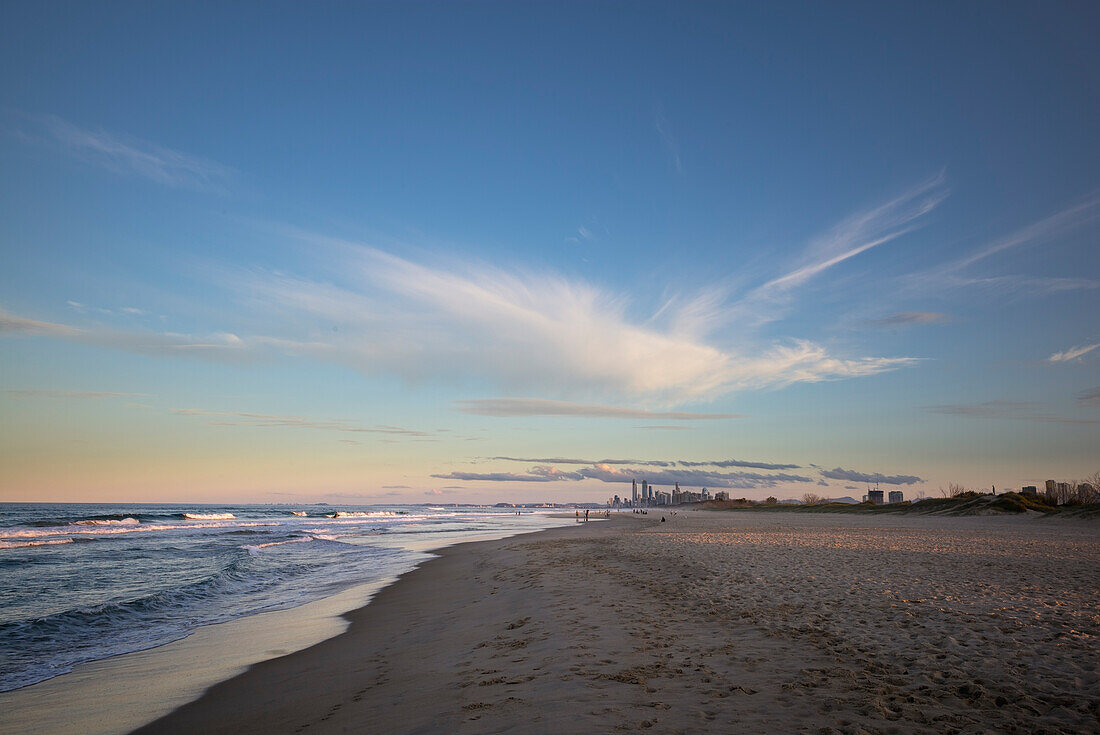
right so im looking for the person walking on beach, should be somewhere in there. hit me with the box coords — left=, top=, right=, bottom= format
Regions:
left=584, top=509, right=589, bottom=522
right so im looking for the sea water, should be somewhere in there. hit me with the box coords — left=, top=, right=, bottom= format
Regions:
left=0, top=502, right=567, bottom=692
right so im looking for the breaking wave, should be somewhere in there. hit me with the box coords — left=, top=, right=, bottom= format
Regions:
left=0, top=538, right=75, bottom=550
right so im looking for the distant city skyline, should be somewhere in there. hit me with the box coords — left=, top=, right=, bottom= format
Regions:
left=1, top=2, right=1097, bottom=503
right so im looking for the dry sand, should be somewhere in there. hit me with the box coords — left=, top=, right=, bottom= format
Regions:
left=132, top=511, right=1098, bottom=735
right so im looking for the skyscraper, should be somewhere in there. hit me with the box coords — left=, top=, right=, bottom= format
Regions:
left=632, top=478, right=638, bottom=504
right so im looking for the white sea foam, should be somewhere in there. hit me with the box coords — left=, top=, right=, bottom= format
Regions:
left=241, top=537, right=313, bottom=555
left=291, top=511, right=307, bottom=516
left=73, top=517, right=140, bottom=526
left=183, top=513, right=236, bottom=520
left=0, top=538, right=75, bottom=549
left=0, top=521, right=277, bottom=540
left=325, top=511, right=400, bottom=518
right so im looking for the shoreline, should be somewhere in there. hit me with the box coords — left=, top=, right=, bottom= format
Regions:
left=0, top=514, right=578, bottom=735
left=132, top=510, right=1098, bottom=735
left=130, top=517, right=624, bottom=734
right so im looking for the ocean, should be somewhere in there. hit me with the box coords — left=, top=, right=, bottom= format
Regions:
left=0, top=502, right=571, bottom=693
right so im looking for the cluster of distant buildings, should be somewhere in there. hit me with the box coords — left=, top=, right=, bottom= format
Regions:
left=1021, top=480, right=1096, bottom=504
left=609, top=479, right=731, bottom=508
left=605, top=478, right=910, bottom=507
left=597, top=477, right=1093, bottom=510
left=1030, top=481, right=1068, bottom=496
left=862, top=487, right=905, bottom=504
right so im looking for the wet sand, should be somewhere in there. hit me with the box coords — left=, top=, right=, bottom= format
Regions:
left=126, top=510, right=1099, bottom=735
left=0, top=517, right=573, bottom=735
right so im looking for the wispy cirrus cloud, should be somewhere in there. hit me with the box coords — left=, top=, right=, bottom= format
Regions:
left=2, top=389, right=148, bottom=400
left=0, top=307, right=298, bottom=362
left=727, top=174, right=948, bottom=329
left=679, top=458, right=802, bottom=470
left=1048, top=342, right=1099, bottom=363
left=653, top=104, right=682, bottom=174
left=819, top=467, right=923, bottom=485
left=908, top=191, right=1100, bottom=295
left=67, top=301, right=151, bottom=318
left=491, top=456, right=675, bottom=467
left=171, top=408, right=431, bottom=436
left=925, top=400, right=1035, bottom=417
left=3, top=180, right=942, bottom=406
left=257, top=236, right=917, bottom=403
left=861, top=312, right=950, bottom=328
left=431, top=471, right=560, bottom=483
left=0, top=310, right=81, bottom=337
left=1078, top=388, right=1100, bottom=407
left=456, top=399, right=739, bottom=420
left=925, top=401, right=1099, bottom=425
left=24, top=113, right=233, bottom=191
left=952, top=192, right=1100, bottom=272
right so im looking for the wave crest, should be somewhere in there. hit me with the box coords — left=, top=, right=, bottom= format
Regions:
left=73, top=517, right=140, bottom=526
left=325, top=511, right=400, bottom=518
left=0, top=538, right=75, bottom=549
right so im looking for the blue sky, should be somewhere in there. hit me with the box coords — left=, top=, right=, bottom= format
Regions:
left=1, top=1, right=1097, bottom=503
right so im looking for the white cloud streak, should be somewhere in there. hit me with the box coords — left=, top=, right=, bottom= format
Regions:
left=3, top=240, right=919, bottom=403
left=727, top=174, right=948, bottom=328
left=27, top=113, right=233, bottom=191
left=954, top=193, right=1100, bottom=271
left=653, top=105, right=682, bottom=174
left=232, top=225, right=922, bottom=403
left=171, top=409, right=431, bottom=436
left=455, top=399, right=739, bottom=420
left=909, top=191, right=1100, bottom=295
left=2, top=180, right=943, bottom=405
left=1048, top=343, right=1099, bottom=363
left=2, top=389, right=148, bottom=400
left=925, top=401, right=1099, bottom=426
left=1, top=307, right=289, bottom=362
left=862, top=312, right=950, bottom=328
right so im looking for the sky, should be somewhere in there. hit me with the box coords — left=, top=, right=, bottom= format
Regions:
left=1, top=1, right=1097, bottom=504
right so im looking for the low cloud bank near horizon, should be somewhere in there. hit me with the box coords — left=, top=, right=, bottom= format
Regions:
left=491, top=456, right=801, bottom=470
left=434, top=462, right=814, bottom=489
left=820, top=467, right=923, bottom=485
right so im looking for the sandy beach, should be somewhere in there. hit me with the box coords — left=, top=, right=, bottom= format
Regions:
left=122, top=510, right=1099, bottom=735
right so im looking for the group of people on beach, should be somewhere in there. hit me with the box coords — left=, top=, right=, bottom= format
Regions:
left=574, top=509, right=611, bottom=522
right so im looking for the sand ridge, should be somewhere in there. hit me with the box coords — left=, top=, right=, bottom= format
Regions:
left=132, top=512, right=1099, bottom=734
